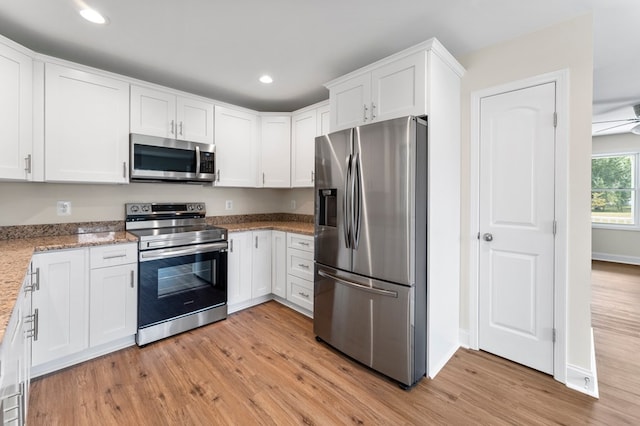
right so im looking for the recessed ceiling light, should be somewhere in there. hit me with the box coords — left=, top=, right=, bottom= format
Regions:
left=259, top=75, right=273, bottom=84
left=80, top=8, right=108, bottom=24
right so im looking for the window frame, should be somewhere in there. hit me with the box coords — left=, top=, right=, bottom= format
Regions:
left=591, top=152, right=640, bottom=230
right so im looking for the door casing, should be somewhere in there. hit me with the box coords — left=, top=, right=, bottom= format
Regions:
left=468, top=70, right=569, bottom=384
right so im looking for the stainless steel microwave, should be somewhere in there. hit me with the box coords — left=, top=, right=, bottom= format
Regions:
left=130, top=134, right=215, bottom=183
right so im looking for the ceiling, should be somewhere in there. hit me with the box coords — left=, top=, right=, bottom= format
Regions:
left=0, top=0, right=635, bottom=133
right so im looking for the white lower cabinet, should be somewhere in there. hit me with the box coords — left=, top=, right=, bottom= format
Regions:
left=89, top=245, right=137, bottom=348
left=31, top=248, right=88, bottom=368
left=31, top=243, right=137, bottom=377
left=0, top=266, right=33, bottom=426
left=227, top=231, right=253, bottom=306
left=285, top=233, right=314, bottom=314
left=271, top=231, right=287, bottom=298
left=251, top=231, right=272, bottom=298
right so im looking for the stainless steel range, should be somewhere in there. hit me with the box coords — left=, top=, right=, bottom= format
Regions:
left=125, top=202, right=228, bottom=346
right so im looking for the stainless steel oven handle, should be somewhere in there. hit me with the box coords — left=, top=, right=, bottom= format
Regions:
left=139, top=241, right=228, bottom=262
left=318, top=270, right=398, bottom=298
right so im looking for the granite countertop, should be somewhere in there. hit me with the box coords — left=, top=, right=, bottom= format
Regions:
left=0, top=232, right=138, bottom=343
left=220, top=221, right=314, bottom=235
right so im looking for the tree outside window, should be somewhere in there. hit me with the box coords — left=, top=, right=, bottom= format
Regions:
left=591, top=154, right=635, bottom=225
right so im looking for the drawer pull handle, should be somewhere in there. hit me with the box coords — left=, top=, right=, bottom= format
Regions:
left=298, top=242, right=310, bottom=247
left=298, top=263, right=310, bottom=269
left=103, top=253, right=127, bottom=260
left=298, top=291, right=309, bottom=298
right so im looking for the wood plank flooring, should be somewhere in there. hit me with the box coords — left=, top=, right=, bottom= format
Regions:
left=28, top=261, right=640, bottom=425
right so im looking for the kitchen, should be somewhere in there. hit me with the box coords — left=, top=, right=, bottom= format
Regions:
left=0, top=0, right=622, bottom=424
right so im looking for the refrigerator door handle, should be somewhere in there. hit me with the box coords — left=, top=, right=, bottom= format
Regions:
left=352, top=153, right=361, bottom=249
left=318, top=270, right=398, bottom=298
left=343, top=154, right=352, bottom=248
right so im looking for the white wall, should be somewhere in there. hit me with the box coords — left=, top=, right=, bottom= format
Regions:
left=592, top=132, right=640, bottom=262
left=458, top=15, right=594, bottom=370
left=0, top=182, right=314, bottom=226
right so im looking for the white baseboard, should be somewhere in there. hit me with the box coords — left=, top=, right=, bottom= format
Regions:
left=458, top=329, right=470, bottom=349
left=565, top=328, right=599, bottom=398
left=592, top=252, right=640, bottom=265
left=31, top=335, right=136, bottom=378
left=428, top=343, right=459, bottom=379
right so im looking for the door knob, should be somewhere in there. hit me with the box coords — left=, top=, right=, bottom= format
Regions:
left=483, top=233, right=493, bottom=242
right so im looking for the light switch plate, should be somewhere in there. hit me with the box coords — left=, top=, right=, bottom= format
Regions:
left=225, top=200, right=233, bottom=210
left=57, top=201, right=71, bottom=216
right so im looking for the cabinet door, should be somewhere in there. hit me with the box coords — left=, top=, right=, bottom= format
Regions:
left=130, top=85, right=177, bottom=138
left=0, top=42, right=32, bottom=181
left=31, top=249, right=87, bottom=367
left=251, top=231, right=272, bottom=298
left=89, top=264, right=137, bottom=347
left=176, top=96, right=214, bottom=144
left=371, top=52, right=426, bottom=122
left=260, top=116, right=291, bottom=188
left=227, top=232, right=253, bottom=305
left=214, top=106, right=258, bottom=187
left=329, top=73, right=371, bottom=131
left=291, top=109, right=316, bottom=187
left=45, top=63, right=129, bottom=183
left=271, top=231, right=287, bottom=298
left=317, top=103, right=330, bottom=136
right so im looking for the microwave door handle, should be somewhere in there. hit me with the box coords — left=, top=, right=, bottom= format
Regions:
left=195, top=145, right=201, bottom=175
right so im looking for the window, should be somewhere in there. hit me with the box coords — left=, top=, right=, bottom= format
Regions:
left=591, top=154, right=637, bottom=226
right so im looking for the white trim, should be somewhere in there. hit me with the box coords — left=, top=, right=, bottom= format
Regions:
left=469, top=69, right=569, bottom=385
left=458, top=329, right=470, bottom=349
left=592, top=252, right=640, bottom=265
left=566, top=328, right=599, bottom=398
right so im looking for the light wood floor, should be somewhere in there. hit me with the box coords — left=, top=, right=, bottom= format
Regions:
left=28, top=261, right=640, bottom=425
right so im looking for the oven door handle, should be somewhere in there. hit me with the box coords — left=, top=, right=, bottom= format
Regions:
left=139, top=241, right=228, bottom=262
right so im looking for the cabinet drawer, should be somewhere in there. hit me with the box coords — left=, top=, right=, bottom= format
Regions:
left=287, top=233, right=313, bottom=253
left=288, top=248, right=313, bottom=281
left=90, top=243, right=137, bottom=269
left=287, top=275, right=313, bottom=311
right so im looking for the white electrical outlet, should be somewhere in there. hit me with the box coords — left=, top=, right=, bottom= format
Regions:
left=57, top=201, right=72, bottom=216
left=291, top=200, right=296, bottom=210
left=225, top=200, right=233, bottom=210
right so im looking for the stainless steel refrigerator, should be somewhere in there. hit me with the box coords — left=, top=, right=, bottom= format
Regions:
left=314, top=115, right=427, bottom=388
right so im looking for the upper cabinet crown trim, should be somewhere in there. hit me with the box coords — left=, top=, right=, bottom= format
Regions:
left=324, top=37, right=464, bottom=89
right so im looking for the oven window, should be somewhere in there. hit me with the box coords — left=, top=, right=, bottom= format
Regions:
left=157, top=255, right=216, bottom=297
left=134, top=144, right=196, bottom=173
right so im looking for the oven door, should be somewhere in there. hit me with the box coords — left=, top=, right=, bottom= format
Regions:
left=138, top=241, right=227, bottom=328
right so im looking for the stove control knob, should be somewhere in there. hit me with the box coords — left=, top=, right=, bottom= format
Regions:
left=142, top=205, right=150, bottom=212
left=197, top=204, right=203, bottom=211
left=130, top=205, right=139, bottom=213
left=188, top=204, right=195, bottom=211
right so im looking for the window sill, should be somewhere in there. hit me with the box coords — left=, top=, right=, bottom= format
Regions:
left=592, top=223, right=640, bottom=231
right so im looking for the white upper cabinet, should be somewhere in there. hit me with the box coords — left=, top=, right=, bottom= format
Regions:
left=0, top=40, right=33, bottom=181
left=214, top=105, right=258, bottom=187
left=325, top=38, right=464, bottom=132
left=130, top=85, right=214, bottom=144
left=45, top=63, right=129, bottom=183
left=259, top=115, right=291, bottom=188
left=292, top=101, right=328, bottom=188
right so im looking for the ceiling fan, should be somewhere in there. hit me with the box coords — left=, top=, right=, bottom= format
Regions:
left=593, top=104, right=640, bottom=134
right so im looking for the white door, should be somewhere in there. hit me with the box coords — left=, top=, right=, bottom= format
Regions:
left=251, top=231, right=272, bottom=298
left=291, top=109, right=317, bottom=187
left=478, top=82, right=556, bottom=375
left=176, top=96, right=214, bottom=143
left=214, top=106, right=258, bottom=187
left=329, top=73, right=371, bottom=131
left=130, top=85, right=177, bottom=138
left=260, top=115, right=291, bottom=187
left=227, top=232, right=253, bottom=306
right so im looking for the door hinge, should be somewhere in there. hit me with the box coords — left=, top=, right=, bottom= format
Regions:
left=552, top=328, right=557, bottom=343
left=477, top=232, right=480, bottom=240
left=553, top=220, right=557, bottom=236
left=553, top=112, right=558, bottom=128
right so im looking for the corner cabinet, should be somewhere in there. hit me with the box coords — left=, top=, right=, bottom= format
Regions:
left=44, top=63, right=130, bottom=183
left=259, top=115, right=291, bottom=188
left=291, top=101, right=329, bottom=187
left=325, top=38, right=464, bottom=131
left=0, top=39, right=33, bottom=181
left=130, top=85, right=214, bottom=144
left=214, top=106, right=259, bottom=187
